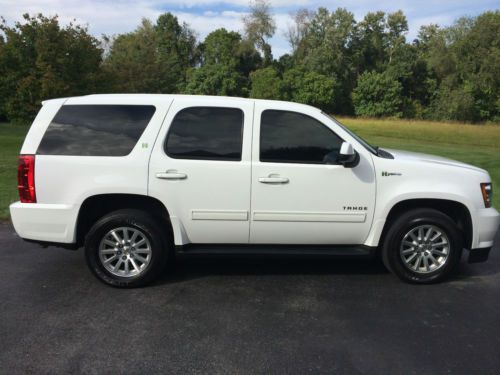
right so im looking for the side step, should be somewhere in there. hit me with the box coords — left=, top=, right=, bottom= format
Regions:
left=176, top=244, right=377, bottom=259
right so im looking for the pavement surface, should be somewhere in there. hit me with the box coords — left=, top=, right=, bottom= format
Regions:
left=0, top=222, right=499, bottom=374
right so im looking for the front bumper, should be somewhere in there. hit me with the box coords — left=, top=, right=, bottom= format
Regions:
left=468, top=247, right=491, bottom=263
left=468, top=207, right=499, bottom=263
left=9, top=202, right=78, bottom=244
left=473, top=207, right=500, bottom=249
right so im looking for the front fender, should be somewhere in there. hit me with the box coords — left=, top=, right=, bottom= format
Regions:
left=364, top=191, right=476, bottom=248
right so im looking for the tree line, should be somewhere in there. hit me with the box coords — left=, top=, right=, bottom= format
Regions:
left=0, top=1, right=498, bottom=124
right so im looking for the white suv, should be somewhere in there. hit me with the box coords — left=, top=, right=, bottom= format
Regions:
left=10, top=94, right=499, bottom=287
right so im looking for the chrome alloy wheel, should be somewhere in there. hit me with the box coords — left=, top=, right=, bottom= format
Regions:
left=400, top=224, right=450, bottom=274
left=98, top=227, right=152, bottom=277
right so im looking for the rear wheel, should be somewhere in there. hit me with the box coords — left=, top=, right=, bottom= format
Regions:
left=382, top=208, right=463, bottom=284
left=84, top=209, right=170, bottom=287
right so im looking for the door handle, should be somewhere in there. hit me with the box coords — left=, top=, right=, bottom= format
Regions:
left=258, top=175, right=289, bottom=184
left=156, top=170, right=187, bottom=180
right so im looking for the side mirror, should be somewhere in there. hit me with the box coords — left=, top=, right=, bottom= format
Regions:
left=338, top=142, right=359, bottom=168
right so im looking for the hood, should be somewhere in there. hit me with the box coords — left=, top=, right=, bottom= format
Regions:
left=384, top=149, right=486, bottom=173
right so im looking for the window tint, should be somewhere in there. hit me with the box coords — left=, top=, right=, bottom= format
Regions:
left=260, top=110, right=343, bottom=164
left=37, top=105, right=156, bottom=156
left=165, top=107, right=243, bottom=161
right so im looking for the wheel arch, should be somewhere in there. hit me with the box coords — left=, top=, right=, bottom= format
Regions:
left=75, top=194, right=173, bottom=247
left=377, top=198, right=473, bottom=250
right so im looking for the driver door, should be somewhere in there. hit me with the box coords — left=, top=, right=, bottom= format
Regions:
left=249, top=102, right=376, bottom=245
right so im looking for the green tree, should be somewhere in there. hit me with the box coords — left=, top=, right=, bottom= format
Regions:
left=352, top=71, right=403, bottom=117
left=196, top=30, right=261, bottom=77
left=420, top=11, right=500, bottom=121
left=0, top=8, right=498, bottom=123
left=184, top=65, right=247, bottom=96
left=291, top=8, right=358, bottom=113
left=275, top=54, right=294, bottom=73
left=237, top=39, right=263, bottom=76
left=386, top=10, right=409, bottom=63
left=250, top=66, right=282, bottom=99
left=355, top=11, right=388, bottom=72
left=285, top=9, right=313, bottom=53
left=155, top=13, right=197, bottom=92
left=103, top=19, right=160, bottom=92
left=429, top=79, right=478, bottom=121
left=0, top=14, right=104, bottom=123
left=282, top=68, right=338, bottom=111
left=103, top=13, right=197, bottom=94
left=201, top=29, right=243, bottom=67
left=452, top=12, right=499, bottom=120
left=184, top=28, right=261, bottom=97
left=243, top=0, right=276, bottom=65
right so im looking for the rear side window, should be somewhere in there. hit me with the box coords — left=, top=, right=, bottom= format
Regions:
left=37, top=105, right=156, bottom=156
left=165, top=107, right=243, bottom=161
left=260, top=110, right=343, bottom=164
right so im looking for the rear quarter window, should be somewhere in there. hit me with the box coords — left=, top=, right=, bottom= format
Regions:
left=37, top=105, right=156, bottom=156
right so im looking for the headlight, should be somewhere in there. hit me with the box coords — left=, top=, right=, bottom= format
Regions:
left=480, top=183, right=493, bottom=208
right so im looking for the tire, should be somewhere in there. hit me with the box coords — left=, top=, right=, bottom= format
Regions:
left=84, top=209, right=170, bottom=288
left=382, top=208, right=463, bottom=284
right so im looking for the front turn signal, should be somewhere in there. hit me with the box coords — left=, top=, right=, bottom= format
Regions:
left=480, top=183, right=492, bottom=208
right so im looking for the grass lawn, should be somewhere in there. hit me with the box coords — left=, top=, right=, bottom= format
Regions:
left=0, top=118, right=499, bottom=220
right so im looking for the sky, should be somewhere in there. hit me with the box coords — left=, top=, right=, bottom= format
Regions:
left=1, top=0, right=498, bottom=57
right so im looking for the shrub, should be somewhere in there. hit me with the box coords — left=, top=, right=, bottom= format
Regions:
left=352, top=71, right=403, bottom=117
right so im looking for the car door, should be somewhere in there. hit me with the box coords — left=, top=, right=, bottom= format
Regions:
left=149, top=97, right=253, bottom=244
left=250, top=102, right=376, bottom=245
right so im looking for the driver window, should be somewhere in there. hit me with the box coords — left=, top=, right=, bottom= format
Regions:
left=260, top=110, right=343, bottom=164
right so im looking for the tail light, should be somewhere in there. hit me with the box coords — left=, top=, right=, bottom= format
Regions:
left=17, top=155, right=36, bottom=203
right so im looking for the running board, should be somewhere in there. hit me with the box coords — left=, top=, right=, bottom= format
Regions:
left=176, top=244, right=377, bottom=258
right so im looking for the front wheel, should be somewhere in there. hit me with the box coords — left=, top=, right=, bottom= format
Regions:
left=84, top=209, right=169, bottom=288
left=382, top=208, right=463, bottom=284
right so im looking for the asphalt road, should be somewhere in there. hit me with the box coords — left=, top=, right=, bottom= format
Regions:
left=0, top=222, right=499, bottom=374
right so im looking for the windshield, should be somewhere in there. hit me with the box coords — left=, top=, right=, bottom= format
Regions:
left=321, top=112, right=379, bottom=156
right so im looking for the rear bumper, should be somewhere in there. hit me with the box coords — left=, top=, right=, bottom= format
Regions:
left=9, top=202, right=78, bottom=244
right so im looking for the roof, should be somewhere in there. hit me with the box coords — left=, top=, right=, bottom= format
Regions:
left=43, top=94, right=321, bottom=113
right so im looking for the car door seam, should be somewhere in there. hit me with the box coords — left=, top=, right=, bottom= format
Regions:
left=248, top=100, right=256, bottom=243
left=147, top=99, right=174, bottom=196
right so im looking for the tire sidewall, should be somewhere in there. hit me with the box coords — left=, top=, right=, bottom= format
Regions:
left=384, top=210, right=463, bottom=284
left=85, top=211, right=168, bottom=287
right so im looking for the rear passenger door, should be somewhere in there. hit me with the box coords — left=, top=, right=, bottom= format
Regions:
left=149, top=98, right=253, bottom=244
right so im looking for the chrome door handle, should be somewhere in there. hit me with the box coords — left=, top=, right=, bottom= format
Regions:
left=156, top=170, right=187, bottom=180
left=258, top=175, right=289, bottom=184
